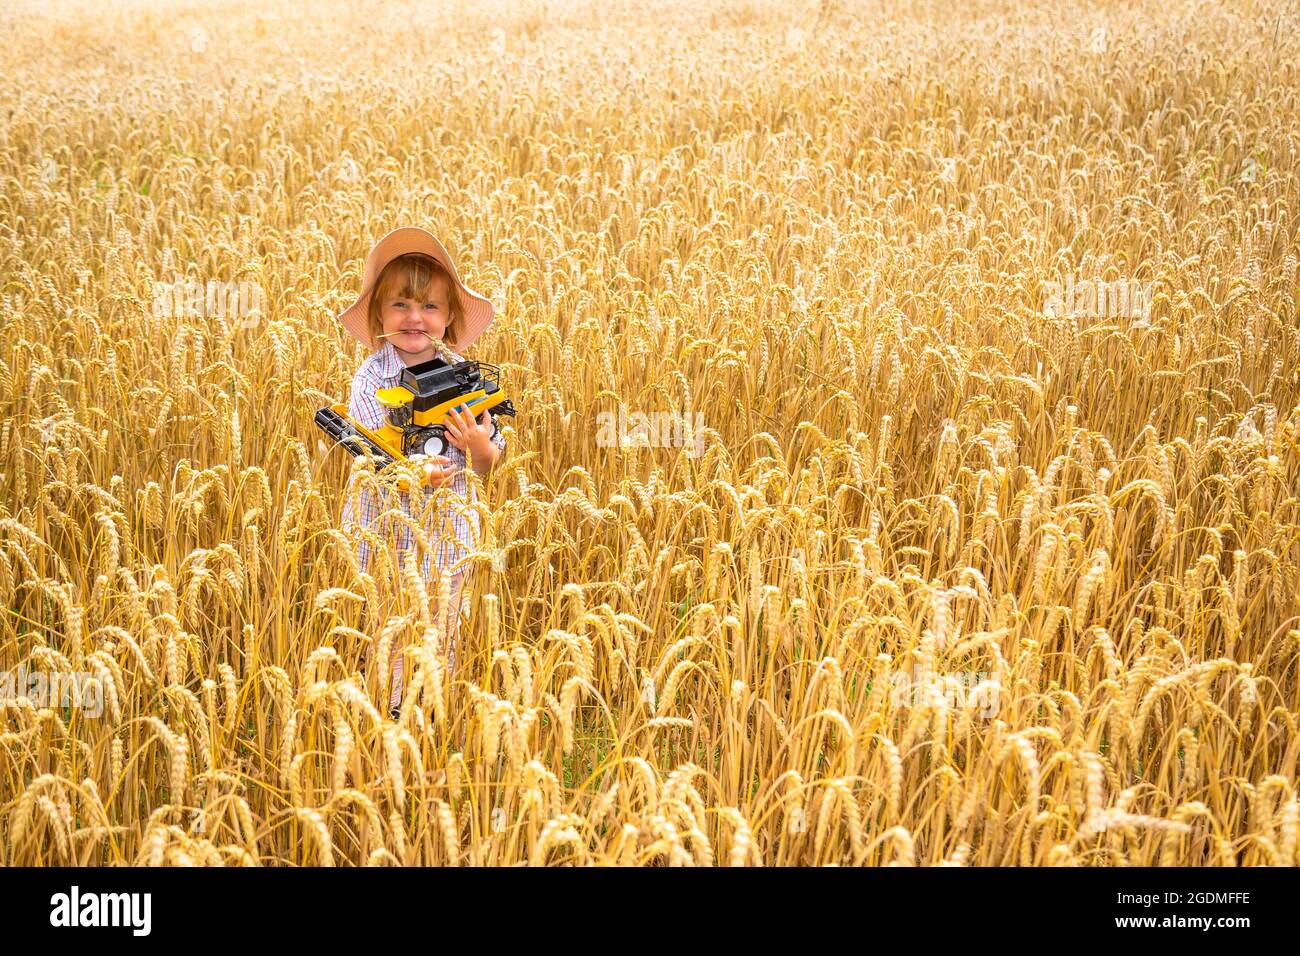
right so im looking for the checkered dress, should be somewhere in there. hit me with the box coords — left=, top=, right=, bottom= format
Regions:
left=339, top=340, right=507, bottom=580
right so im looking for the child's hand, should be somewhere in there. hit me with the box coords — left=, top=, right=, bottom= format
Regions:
left=419, top=455, right=460, bottom=488
left=444, top=404, right=495, bottom=460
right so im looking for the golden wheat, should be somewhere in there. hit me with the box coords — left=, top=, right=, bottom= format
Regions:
left=1, top=0, right=1298, bottom=866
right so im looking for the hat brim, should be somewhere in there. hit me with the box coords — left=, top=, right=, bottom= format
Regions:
left=336, top=227, right=495, bottom=353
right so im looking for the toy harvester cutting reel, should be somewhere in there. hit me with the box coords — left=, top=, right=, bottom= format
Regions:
left=315, top=356, right=516, bottom=483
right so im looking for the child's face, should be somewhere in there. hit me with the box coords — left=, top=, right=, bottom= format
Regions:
left=379, top=275, right=451, bottom=363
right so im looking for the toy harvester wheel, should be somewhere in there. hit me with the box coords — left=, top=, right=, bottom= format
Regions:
left=405, top=426, right=448, bottom=458
left=423, top=432, right=448, bottom=457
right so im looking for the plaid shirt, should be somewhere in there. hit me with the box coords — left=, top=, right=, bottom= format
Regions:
left=339, top=340, right=507, bottom=579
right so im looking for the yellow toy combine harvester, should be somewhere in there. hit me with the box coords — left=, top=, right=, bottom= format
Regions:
left=315, top=351, right=516, bottom=489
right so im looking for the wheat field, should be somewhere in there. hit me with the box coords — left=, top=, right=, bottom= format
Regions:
left=1, top=0, right=1298, bottom=866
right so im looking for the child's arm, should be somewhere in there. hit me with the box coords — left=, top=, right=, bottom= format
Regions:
left=445, top=404, right=505, bottom=477
left=348, top=371, right=387, bottom=433
left=340, top=373, right=385, bottom=571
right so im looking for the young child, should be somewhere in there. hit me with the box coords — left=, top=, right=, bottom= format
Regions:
left=334, top=227, right=507, bottom=718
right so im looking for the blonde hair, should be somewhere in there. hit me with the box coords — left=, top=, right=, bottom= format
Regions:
left=367, top=253, right=465, bottom=358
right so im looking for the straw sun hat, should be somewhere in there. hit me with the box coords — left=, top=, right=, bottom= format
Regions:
left=335, top=226, right=495, bottom=353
